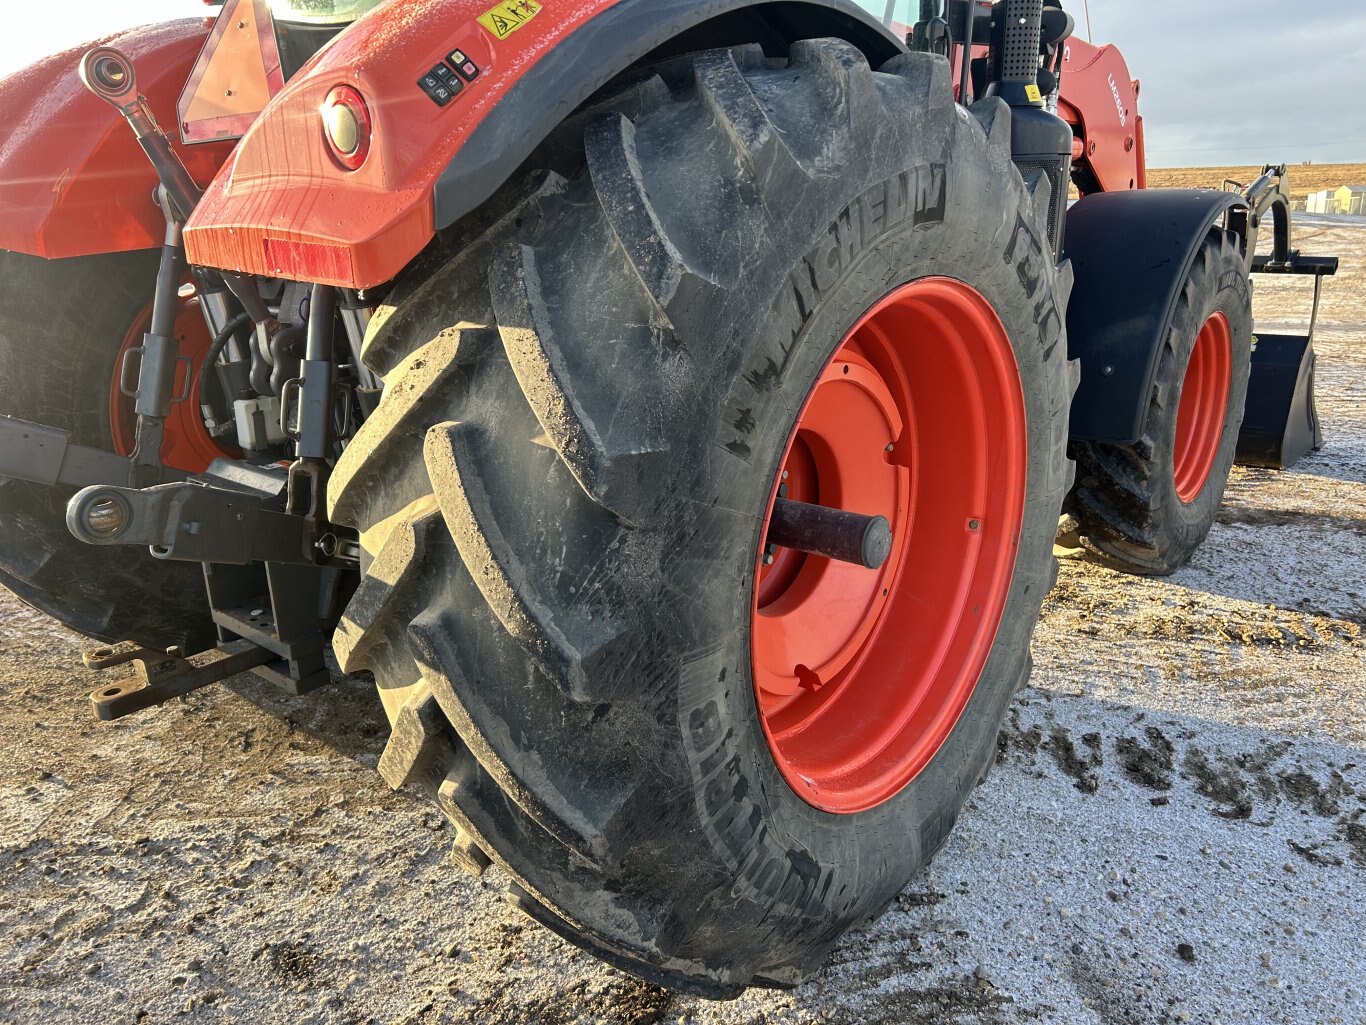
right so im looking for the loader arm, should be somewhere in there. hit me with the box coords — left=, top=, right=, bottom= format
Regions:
left=1057, top=36, right=1146, bottom=194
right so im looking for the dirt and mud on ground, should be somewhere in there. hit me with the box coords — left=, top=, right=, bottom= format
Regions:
left=1, top=217, right=1362, bottom=1025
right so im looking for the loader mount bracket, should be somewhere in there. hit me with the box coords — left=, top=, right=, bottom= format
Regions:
left=1225, top=164, right=1338, bottom=470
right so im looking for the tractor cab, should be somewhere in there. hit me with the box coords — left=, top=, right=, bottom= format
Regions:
left=271, top=0, right=385, bottom=74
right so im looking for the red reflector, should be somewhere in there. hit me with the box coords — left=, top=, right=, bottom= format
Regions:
left=262, top=238, right=355, bottom=283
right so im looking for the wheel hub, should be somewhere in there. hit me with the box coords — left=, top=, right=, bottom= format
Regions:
left=751, top=278, right=1028, bottom=814
left=754, top=350, right=904, bottom=702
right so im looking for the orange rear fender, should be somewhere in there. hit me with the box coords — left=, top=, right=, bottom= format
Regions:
left=182, top=0, right=905, bottom=290
left=0, top=19, right=235, bottom=260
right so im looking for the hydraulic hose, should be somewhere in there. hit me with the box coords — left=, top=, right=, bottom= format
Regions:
left=197, top=312, right=253, bottom=405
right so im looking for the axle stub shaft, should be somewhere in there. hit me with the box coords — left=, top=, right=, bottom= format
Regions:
left=767, top=498, right=893, bottom=570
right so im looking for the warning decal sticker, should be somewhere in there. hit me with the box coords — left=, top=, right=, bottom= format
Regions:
left=478, top=0, right=543, bottom=40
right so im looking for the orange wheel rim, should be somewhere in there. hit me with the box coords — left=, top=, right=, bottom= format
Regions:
left=1173, top=312, right=1232, bottom=504
left=751, top=278, right=1028, bottom=814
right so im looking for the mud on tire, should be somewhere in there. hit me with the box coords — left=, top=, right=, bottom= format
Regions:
left=329, top=42, right=1074, bottom=994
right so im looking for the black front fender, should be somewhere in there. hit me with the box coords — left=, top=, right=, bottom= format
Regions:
left=1064, top=189, right=1248, bottom=445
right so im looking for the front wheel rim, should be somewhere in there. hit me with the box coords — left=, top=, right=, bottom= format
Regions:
left=751, top=277, right=1029, bottom=814
left=1173, top=312, right=1233, bottom=505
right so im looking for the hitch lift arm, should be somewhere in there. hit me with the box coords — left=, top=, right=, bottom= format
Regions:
left=18, top=45, right=366, bottom=720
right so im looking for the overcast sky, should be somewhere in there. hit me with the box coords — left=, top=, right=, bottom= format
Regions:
left=2, top=1, right=1363, bottom=168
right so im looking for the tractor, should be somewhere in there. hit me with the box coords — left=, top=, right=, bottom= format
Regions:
left=0, top=0, right=1337, bottom=996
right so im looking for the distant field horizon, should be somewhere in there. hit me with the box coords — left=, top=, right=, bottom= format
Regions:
left=1147, top=162, right=1366, bottom=199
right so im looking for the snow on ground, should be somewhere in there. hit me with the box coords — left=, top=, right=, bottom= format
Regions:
left=0, top=220, right=1362, bottom=1025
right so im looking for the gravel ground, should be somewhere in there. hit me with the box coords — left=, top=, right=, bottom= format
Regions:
left=0, top=217, right=1362, bottom=1025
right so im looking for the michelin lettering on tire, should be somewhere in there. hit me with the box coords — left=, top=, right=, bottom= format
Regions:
left=329, top=41, right=1074, bottom=994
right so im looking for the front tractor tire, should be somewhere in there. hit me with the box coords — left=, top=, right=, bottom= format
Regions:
left=0, top=250, right=218, bottom=652
left=1068, top=230, right=1253, bottom=575
left=329, top=42, right=1073, bottom=993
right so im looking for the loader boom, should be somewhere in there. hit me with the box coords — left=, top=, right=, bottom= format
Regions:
left=1057, top=37, right=1146, bottom=194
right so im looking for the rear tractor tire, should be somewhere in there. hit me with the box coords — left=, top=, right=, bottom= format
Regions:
left=329, top=42, right=1074, bottom=994
left=0, top=249, right=221, bottom=652
left=1068, top=230, right=1252, bottom=575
